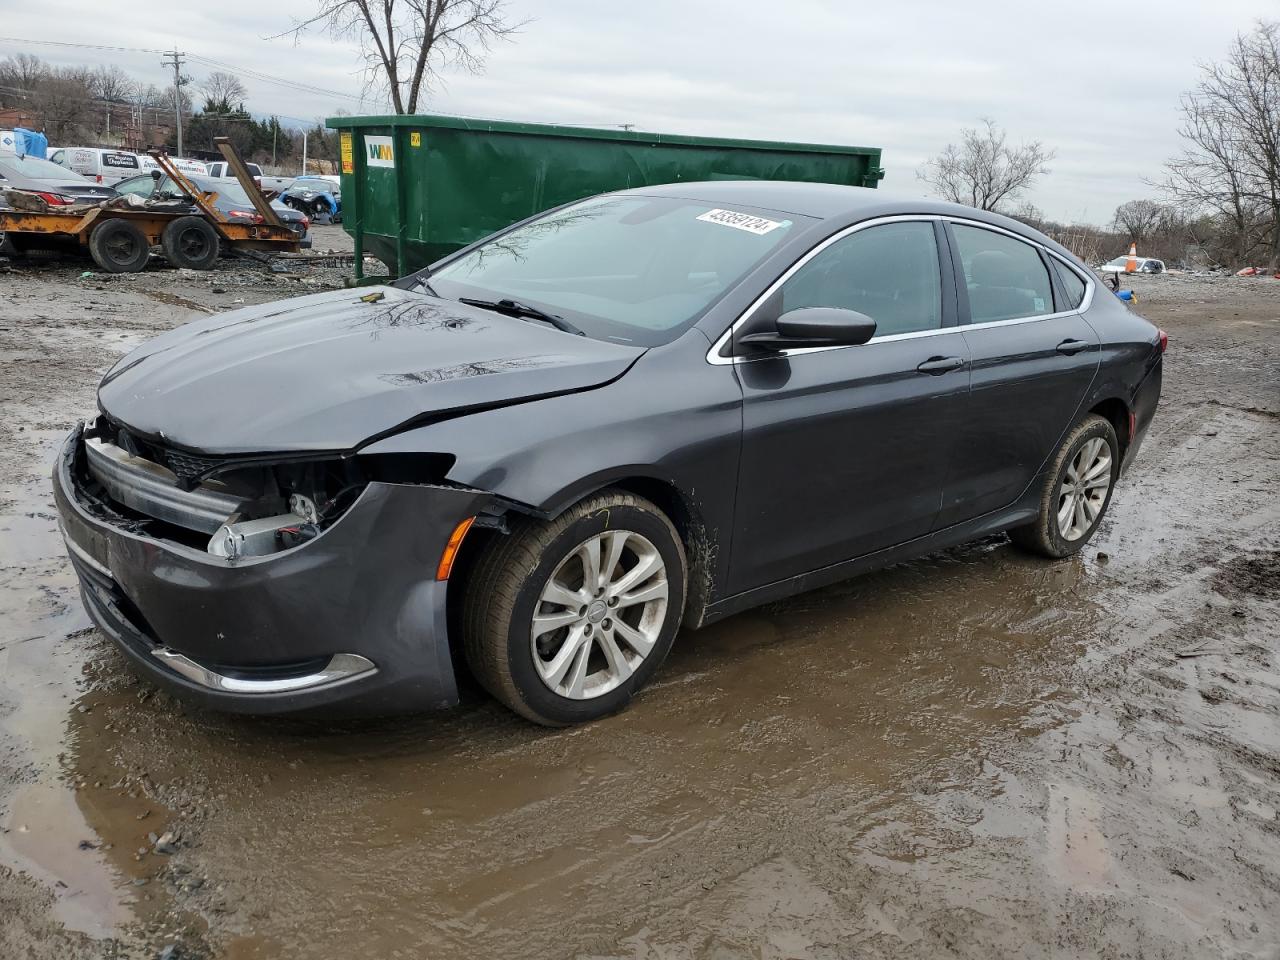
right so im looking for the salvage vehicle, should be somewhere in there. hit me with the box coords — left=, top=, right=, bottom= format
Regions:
left=0, top=153, right=117, bottom=204
left=1, top=147, right=306, bottom=272
left=114, top=171, right=311, bottom=242
left=53, top=182, right=1165, bottom=725
left=1101, top=255, right=1165, bottom=274
left=280, top=176, right=341, bottom=222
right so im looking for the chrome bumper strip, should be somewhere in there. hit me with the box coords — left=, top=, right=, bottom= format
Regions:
left=149, top=649, right=377, bottom=694
left=85, top=438, right=243, bottom=534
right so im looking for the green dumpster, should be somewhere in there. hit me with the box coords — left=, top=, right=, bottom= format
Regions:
left=326, top=113, right=885, bottom=279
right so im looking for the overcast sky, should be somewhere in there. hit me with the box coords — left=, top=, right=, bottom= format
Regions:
left=2, top=0, right=1277, bottom=223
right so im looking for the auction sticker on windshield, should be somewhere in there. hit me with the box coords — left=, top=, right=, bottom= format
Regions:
left=696, top=209, right=784, bottom=235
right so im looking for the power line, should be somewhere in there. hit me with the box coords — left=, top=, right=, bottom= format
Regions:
left=185, top=53, right=369, bottom=105
left=0, top=36, right=372, bottom=106
left=0, top=36, right=166, bottom=55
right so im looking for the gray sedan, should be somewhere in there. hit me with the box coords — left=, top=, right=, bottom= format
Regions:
left=53, top=181, right=1164, bottom=725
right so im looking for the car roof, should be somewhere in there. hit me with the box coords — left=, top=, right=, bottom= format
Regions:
left=616, top=179, right=1006, bottom=223
left=611, top=180, right=1072, bottom=256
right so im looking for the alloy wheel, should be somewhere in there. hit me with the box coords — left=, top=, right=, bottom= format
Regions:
left=530, top=530, right=669, bottom=700
left=1057, top=436, right=1112, bottom=541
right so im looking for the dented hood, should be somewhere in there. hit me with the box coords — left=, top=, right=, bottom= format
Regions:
left=97, top=286, right=644, bottom=454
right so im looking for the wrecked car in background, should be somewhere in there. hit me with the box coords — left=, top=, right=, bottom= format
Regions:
left=53, top=182, right=1165, bottom=725
left=114, top=171, right=311, bottom=243
left=0, top=152, right=117, bottom=204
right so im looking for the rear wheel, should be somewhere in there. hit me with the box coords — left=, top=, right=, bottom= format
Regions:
left=161, top=216, right=220, bottom=270
left=1010, top=414, right=1119, bottom=558
left=88, top=219, right=151, bottom=273
left=462, top=490, right=686, bottom=726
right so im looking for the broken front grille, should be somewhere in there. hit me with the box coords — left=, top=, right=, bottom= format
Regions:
left=84, top=437, right=245, bottom=534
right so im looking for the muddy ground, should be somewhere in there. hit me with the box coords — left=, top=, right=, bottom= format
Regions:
left=1, top=245, right=1277, bottom=959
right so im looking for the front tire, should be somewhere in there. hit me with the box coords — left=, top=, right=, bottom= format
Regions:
left=462, top=490, right=686, bottom=726
left=1010, top=414, right=1119, bottom=558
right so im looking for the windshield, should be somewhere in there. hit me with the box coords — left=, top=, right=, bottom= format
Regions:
left=427, top=195, right=805, bottom=346
left=0, top=154, right=92, bottom=183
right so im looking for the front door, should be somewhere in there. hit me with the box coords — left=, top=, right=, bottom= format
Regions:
left=727, top=219, right=971, bottom=596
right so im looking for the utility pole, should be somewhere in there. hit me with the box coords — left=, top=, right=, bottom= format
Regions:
left=161, top=50, right=185, bottom=156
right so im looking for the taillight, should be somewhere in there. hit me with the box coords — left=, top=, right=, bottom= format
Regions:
left=228, top=210, right=264, bottom=224
left=34, top=192, right=72, bottom=205
left=96, top=174, right=103, bottom=183
left=301, top=217, right=310, bottom=229
left=1157, top=329, right=1168, bottom=354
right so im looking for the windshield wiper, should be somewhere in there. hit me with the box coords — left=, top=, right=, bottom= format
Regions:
left=458, top=297, right=584, bottom=336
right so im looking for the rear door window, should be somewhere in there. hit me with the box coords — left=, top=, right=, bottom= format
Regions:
left=1052, top=260, right=1088, bottom=310
left=951, top=224, right=1054, bottom=323
left=780, top=221, right=943, bottom=337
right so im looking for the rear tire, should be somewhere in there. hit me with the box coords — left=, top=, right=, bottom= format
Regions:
left=1009, top=414, right=1119, bottom=558
left=161, top=216, right=220, bottom=270
left=88, top=219, right=151, bottom=273
left=462, top=490, right=686, bottom=726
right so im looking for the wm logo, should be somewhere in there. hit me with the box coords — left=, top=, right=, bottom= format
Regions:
left=368, top=143, right=393, bottom=161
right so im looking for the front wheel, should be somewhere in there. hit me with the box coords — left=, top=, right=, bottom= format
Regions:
left=1009, top=414, right=1119, bottom=558
left=462, top=490, right=686, bottom=726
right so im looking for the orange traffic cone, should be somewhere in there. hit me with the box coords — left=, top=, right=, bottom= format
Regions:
left=1125, top=242, right=1138, bottom=273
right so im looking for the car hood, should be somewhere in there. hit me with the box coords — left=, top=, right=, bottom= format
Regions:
left=97, top=286, right=645, bottom=454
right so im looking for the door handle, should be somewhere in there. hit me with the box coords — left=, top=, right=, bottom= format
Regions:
left=916, top=356, right=965, bottom=375
left=1056, top=338, right=1090, bottom=355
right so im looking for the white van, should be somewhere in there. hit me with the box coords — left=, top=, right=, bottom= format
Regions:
left=48, top=147, right=147, bottom=185
left=139, top=154, right=209, bottom=178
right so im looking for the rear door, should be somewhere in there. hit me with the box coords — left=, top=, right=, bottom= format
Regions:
left=727, top=218, right=971, bottom=594
left=936, top=221, right=1100, bottom=527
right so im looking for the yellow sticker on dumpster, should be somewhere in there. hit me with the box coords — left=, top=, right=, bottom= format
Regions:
left=410, top=131, right=421, bottom=147
left=696, top=208, right=783, bottom=235
left=340, top=132, right=353, bottom=174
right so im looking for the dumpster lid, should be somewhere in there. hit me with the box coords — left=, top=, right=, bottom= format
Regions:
left=325, top=113, right=882, bottom=158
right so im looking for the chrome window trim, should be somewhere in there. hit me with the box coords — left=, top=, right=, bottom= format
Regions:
left=706, top=214, right=1095, bottom=366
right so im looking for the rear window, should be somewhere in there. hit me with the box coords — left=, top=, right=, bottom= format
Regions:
left=0, top=154, right=90, bottom=182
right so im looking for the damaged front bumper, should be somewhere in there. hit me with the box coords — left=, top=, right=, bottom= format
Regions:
left=52, top=423, right=489, bottom=714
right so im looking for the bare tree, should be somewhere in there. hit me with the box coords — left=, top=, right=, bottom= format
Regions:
left=0, top=53, right=48, bottom=92
left=92, top=64, right=135, bottom=103
left=1162, top=21, right=1280, bottom=268
left=29, top=75, right=94, bottom=142
left=284, top=0, right=523, bottom=113
left=1112, top=200, right=1167, bottom=246
left=918, top=118, right=1054, bottom=212
left=201, top=71, right=248, bottom=112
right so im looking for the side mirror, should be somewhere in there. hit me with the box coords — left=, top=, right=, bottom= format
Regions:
left=739, top=307, right=877, bottom=351
left=150, top=169, right=163, bottom=180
